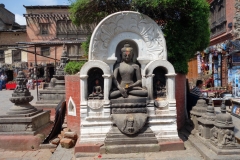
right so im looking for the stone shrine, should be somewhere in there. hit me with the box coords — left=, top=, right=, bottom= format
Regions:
left=35, top=46, right=69, bottom=110
left=190, top=99, right=207, bottom=134
left=197, top=99, right=216, bottom=139
left=0, top=71, right=50, bottom=133
left=78, top=11, right=180, bottom=152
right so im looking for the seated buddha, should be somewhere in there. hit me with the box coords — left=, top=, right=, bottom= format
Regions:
left=110, top=43, right=148, bottom=99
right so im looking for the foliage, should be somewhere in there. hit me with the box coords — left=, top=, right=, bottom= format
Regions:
left=64, top=61, right=86, bottom=75
left=69, top=0, right=210, bottom=74
left=81, top=35, right=91, bottom=56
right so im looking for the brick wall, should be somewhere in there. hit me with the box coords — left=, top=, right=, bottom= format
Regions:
left=175, top=73, right=186, bottom=130
left=0, top=32, right=27, bottom=45
left=65, top=75, right=81, bottom=134
left=209, top=0, right=235, bottom=45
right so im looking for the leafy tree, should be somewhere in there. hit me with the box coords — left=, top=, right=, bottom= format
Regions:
left=69, top=0, right=210, bottom=74
left=81, top=35, right=91, bottom=56
left=64, top=61, right=86, bottom=75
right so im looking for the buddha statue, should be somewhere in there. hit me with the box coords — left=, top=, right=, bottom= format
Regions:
left=110, top=43, right=148, bottom=99
left=88, top=79, right=103, bottom=99
left=154, top=80, right=166, bottom=98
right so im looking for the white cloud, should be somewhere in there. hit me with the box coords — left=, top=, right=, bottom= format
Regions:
left=15, top=14, right=26, bottom=25
left=28, top=0, right=58, bottom=5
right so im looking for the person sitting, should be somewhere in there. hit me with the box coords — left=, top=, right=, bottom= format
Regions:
left=110, top=43, right=148, bottom=99
left=190, top=80, right=203, bottom=97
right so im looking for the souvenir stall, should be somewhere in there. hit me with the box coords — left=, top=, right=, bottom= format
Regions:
left=199, top=42, right=233, bottom=107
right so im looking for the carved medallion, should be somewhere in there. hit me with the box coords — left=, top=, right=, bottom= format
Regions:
left=112, top=113, right=148, bottom=135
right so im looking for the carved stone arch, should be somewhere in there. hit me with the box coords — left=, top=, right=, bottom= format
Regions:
left=80, top=60, right=112, bottom=109
left=80, top=60, right=112, bottom=76
left=144, top=60, right=175, bottom=76
left=89, top=11, right=167, bottom=62
left=144, top=60, right=176, bottom=101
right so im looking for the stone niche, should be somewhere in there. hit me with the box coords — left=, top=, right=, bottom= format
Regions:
left=79, top=11, right=178, bottom=143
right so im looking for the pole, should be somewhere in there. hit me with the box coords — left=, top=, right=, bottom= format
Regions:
left=34, top=46, right=39, bottom=101
left=55, top=46, right=56, bottom=75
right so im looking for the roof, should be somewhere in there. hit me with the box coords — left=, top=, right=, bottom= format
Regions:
left=23, top=5, right=69, bottom=9
left=0, top=29, right=26, bottom=32
left=17, top=39, right=85, bottom=46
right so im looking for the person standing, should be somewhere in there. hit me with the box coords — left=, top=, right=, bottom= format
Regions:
left=0, top=74, right=4, bottom=91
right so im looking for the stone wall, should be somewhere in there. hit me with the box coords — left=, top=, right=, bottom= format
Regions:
left=65, top=75, right=81, bottom=134
left=175, top=73, right=186, bottom=130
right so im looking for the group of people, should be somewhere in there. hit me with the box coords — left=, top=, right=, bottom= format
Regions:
left=0, top=73, right=7, bottom=91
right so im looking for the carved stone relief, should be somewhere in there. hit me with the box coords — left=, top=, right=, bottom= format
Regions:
left=90, top=11, right=166, bottom=61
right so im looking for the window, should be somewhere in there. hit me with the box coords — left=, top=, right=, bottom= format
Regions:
left=0, top=50, right=4, bottom=63
left=41, top=47, right=50, bottom=56
left=12, top=50, right=21, bottom=62
left=210, top=0, right=226, bottom=38
left=40, top=23, right=49, bottom=35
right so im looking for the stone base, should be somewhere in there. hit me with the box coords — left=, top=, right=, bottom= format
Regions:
left=101, top=126, right=160, bottom=154
left=181, top=125, right=240, bottom=159
left=100, top=144, right=160, bottom=154
left=0, top=122, right=53, bottom=150
left=34, top=103, right=58, bottom=120
left=74, top=138, right=104, bottom=153
left=80, top=116, right=112, bottom=143
left=0, top=111, right=51, bottom=134
left=159, top=140, right=185, bottom=151
left=36, top=90, right=65, bottom=104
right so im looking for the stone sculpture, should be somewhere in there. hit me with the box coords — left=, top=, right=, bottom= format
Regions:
left=190, top=99, right=207, bottom=134
left=110, top=43, right=148, bottom=99
left=56, top=46, right=69, bottom=76
left=88, top=79, right=103, bottom=99
left=197, top=99, right=216, bottom=139
left=210, top=100, right=239, bottom=148
left=154, top=80, right=166, bottom=98
left=109, top=43, right=149, bottom=135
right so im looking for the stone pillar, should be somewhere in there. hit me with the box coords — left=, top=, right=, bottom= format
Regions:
left=165, top=73, right=176, bottom=101
left=105, top=59, right=116, bottom=71
left=146, top=74, right=155, bottom=100
left=80, top=75, right=88, bottom=119
left=138, top=59, right=149, bottom=87
left=102, top=74, right=112, bottom=116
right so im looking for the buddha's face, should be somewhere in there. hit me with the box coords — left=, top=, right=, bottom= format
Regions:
left=122, top=49, right=133, bottom=63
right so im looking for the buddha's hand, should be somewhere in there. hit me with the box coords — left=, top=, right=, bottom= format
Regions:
left=118, top=86, right=128, bottom=98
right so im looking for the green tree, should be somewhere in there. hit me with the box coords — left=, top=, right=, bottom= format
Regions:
left=69, top=0, right=210, bottom=74
left=64, top=61, right=86, bottom=75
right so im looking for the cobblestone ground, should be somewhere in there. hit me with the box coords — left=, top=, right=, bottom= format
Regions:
left=0, top=148, right=53, bottom=160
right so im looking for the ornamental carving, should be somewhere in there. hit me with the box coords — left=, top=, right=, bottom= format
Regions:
left=90, top=12, right=166, bottom=60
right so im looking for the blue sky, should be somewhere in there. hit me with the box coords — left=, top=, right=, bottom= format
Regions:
left=1, top=0, right=71, bottom=25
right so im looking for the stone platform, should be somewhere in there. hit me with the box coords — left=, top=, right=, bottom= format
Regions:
left=181, top=123, right=240, bottom=160
left=0, top=121, right=53, bottom=150
left=0, top=110, right=50, bottom=134
left=100, top=126, right=160, bottom=154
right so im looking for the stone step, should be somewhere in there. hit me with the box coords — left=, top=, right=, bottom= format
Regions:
left=100, top=144, right=160, bottom=154
left=105, top=137, right=158, bottom=145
